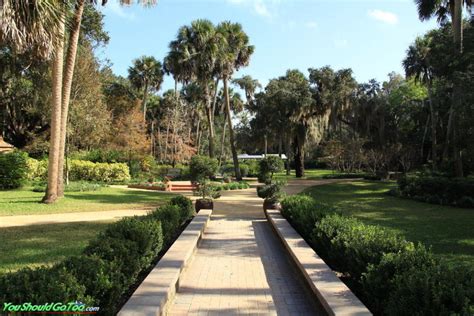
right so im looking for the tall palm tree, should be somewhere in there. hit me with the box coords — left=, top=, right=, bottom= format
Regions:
left=216, top=21, right=254, bottom=180
left=128, top=56, right=164, bottom=121
left=415, top=0, right=472, bottom=52
left=169, top=20, right=223, bottom=158
left=232, top=75, right=261, bottom=109
left=403, top=36, right=438, bottom=169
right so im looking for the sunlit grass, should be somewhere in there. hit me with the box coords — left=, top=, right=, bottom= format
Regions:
left=303, top=181, right=474, bottom=270
left=274, top=169, right=345, bottom=181
left=0, top=187, right=174, bottom=216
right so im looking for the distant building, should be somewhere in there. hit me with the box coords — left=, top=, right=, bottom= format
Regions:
left=238, top=154, right=287, bottom=160
left=0, top=136, right=14, bottom=153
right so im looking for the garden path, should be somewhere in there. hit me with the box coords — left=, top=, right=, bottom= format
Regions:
left=167, top=179, right=337, bottom=316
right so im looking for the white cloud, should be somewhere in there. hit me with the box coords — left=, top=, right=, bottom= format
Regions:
left=103, top=0, right=136, bottom=21
left=305, top=21, right=318, bottom=29
left=226, top=0, right=279, bottom=18
left=368, top=9, right=398, bottom=25
left=334, top=39, right=348, bottom=48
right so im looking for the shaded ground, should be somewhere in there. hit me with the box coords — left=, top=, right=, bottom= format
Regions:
left=0, top=221, right=112, bottom=274
left=0, top=187, right=174, bottom=216
left=303, top=180, right=474, bottom=270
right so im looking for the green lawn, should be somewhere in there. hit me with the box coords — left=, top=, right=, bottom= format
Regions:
left=275, top=169, right=345, bottom=181
left=0, top=186, right=174, bottom=216
left=0, top=221, right=112, bottom=274
left=303, top=181, right=474, bottom=269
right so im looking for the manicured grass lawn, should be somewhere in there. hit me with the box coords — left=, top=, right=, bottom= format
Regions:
left=0, top=221, right=112, bottom=274
left=0, top=187, right=174, bottom=216
left=303, top=181, right=474, bottom=270
left=275, top=169, right=344, bottom=180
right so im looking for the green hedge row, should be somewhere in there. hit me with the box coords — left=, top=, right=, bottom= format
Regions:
left=0, top=151, right=28, bottom=190
left=0, top=196, right=194, bottom=315
left=280, top=195, right=474, bottom=315
left=26, top=158, right=131, bottom=183
left=396, top=175, right=474, bottom=208
left=212, top=182, right=250, bottom=191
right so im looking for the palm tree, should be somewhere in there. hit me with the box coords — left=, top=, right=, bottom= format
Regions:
left=415, top=0, right=472, bottom=52
left=233, top=75, right=261, bottom=109
left=403, top=36, right=438, bottom=169
left=128, top=56, right=164, bottom=121
left=169, top=20, right=223, bottom=158
left=216, top=21, right=254, bottom=180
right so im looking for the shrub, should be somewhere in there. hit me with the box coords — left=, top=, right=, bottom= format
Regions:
left=239, top=163, right=249, bottom=177
left=169, top=196, right=194, bottom=223
left=190, top=155, right=218, bottom=182
left=147, top=205, right=181, bottom=245
left=58, top=255, right=125, bottom=314
left=245, top=160, right=260, bottom=177
left=312, top=214, right=411, bottom=280
left=256, top=181, right=285, bottom=203
left=0, top=151, right=28, bottom=190
left=33, top=181, right=106, bottom=193
left=281, top=195, right=333, bottom=236
left=0, top=266, right=90, bottom=304
left=384, top=264, right=474, bottom=315
left=258, top=156, right=284, bottom=183
left=361, top=244, right=437, bottom=314
left=26, top=157, right=48, bottom=181
left=84, top=217, right=163, bottom=278
left=397, top=175, right=474, bottom=208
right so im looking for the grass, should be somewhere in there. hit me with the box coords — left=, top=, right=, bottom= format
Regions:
left=274, top=169, right=345, bottom=181
left=0, top=186, right=174, bottom=216
left=0, top=221, right=112, bottom=274
left=303, top=181, right=474, bottom=270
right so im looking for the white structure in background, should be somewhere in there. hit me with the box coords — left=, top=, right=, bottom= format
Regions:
left=238, top=154, right=288, bottom=160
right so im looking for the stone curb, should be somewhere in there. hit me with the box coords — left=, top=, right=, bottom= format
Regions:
left=265, top=209, right=372, bottom=316
left=118, top=209, right=213, bottom=316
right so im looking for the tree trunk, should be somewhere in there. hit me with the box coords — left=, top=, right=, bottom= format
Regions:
left=294, top=134, right=305, bottom=178
left=164, top=120, right=170, bottom=162
left=421, top=113, right=430, bottom=160
left=224, top=77, right=241, bottom=180
left=57, top=0, right=85, bottom=197
left=218, top=114, right=227, bottom=167
left=150, top=120, right=155, bottom=156
left=428, top=87, right=437, bottom=170
left=453, top=124, right=464, bottom=177
left=264, top=134, right=268, bottom=155
left=285, top=134, right=291, bottom=176
left=205, top=84, right=215, bottom=158
left=453, top=0, right=464, bottom=53
left=443, top=102, right=455, bottom=162
left=211, top=78, right=220, bottom=123
left=43, top=16, right=66, bottom=204
left=142, top=82, right=149, bottom=122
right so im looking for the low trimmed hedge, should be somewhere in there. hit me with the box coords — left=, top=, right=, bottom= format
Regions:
left=25, top=158, right=131, bottom=183
left=280, top=195, right=474, bottom=315
left=397, top=175, right=474, bottom=208
left=213, top=182, right=250, bottom=191
left=0, top=196, right=195, bottom=315
left=0, top=151, right=28, bottom=190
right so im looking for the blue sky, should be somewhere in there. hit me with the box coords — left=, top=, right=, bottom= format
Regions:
left=98, top=0, right=438, bottom=92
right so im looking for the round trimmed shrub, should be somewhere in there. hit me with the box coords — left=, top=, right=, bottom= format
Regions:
left=190, top=155, right=218, bottom=182
left=169, top=196, right=194, bottom=223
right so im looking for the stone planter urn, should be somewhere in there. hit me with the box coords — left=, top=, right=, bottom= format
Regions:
left=263, top=199, right=281, bottom=211
left=195, top=198, right=214, bottom=212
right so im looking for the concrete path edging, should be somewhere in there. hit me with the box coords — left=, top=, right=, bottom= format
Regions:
left=118, top=209, right=212, bottom=316
left=266, top=209, right=372, bottom=316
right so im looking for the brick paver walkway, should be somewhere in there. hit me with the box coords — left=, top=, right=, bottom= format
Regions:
left=168, top=180, right=330, bottom=315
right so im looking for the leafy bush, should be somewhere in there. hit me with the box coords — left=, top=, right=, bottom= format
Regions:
left=0, top=151, right=28, bottom=190
left=281, top=195, right=333, bottom=236
left=0, top=266, right=90, bottom=304
left=0, top=197, right=196, bottom=315
left=239, top=163, right=249, bottom=177
left=26, top=157, right=48, bottom=181
left=322, top=173, right=366, bottom=179
left=190, top=155, right=218, bottom=182
left=258, top=156, right=284, bottom=183
left=245, top=160, right=260, bottom=177
left=58, top=256, right=124, bottom=314
left=33, top=181, right=106, bottom=193
left=194, top=181, right=221, bottom=200
left=312, top=214, right=411, bottom=280
left=257, top=181, right=285, bottom=203
left=384, top=264, right=474, bottom=315
left=280, top=193, right=474, bottom=315
left=397, top=175, right=474, bottom=208
left=147, top=205, right=181, bottom=245
left=169, top=195, right=194, bottom=223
